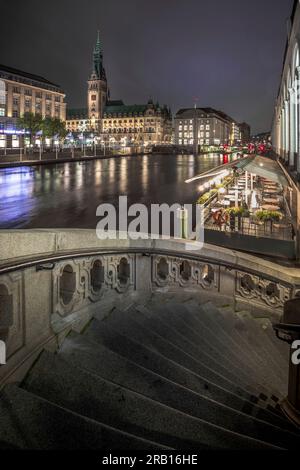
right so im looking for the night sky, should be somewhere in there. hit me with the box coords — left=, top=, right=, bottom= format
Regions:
left=0, top=0, right=294, bottom=134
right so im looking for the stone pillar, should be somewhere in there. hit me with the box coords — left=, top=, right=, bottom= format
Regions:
left=41, top=93, right=46, bottom=118
left=31, top=91, right=36, bottom=115
left=6, top=83, right=13, bottom=118
left=296, top=66, right=300, bottom=174
left=289, top=88, right=295, bottom=168
left=19, top=87, right=25, bottom=117
left=282, top=108, right=286, bottom=159
left=285, top=100, right=289, bottom=162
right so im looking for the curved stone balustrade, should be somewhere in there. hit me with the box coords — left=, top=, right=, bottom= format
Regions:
left=0, top=229, right=300, bottom=386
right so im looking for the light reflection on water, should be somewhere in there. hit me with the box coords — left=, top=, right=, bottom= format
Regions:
left=0, top=153, right=236, bottom=229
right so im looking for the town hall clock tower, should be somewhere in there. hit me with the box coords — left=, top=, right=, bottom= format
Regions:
left=87, top=31, right=108, bottom=129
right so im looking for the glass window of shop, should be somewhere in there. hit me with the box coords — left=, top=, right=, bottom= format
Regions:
left=0, top=135, right=6, bottom=148
left=12, top=135, right=19, bottom=148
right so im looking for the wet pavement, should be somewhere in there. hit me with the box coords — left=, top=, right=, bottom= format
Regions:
left=0, top=153, right=236, bottom=229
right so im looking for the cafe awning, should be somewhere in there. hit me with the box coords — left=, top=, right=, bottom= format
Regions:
left=235, top=155, right=290, bottom=187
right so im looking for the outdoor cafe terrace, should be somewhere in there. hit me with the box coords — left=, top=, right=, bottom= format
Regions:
left=193, top=155, right=296, bottom=259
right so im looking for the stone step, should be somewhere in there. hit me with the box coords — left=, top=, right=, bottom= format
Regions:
left=219, top=306, right=288, bottom=389
left=0, top=384, right=166, bottom=450
left=92, top=309, right=266, bottom=399
left=142, top=300, right=281, bottom=400
left=57, top=335, right=300, bottom=448
left=22, top=350, right=283, bottom=450
left=184, top=300, right=285, bottom=396
left=138, top=301, right=278, bottom=398
left=206, top=304, right=287, bottom=387
left=252, top=316, right=290, bottom=364
left=82, top=318, right=296, bottom=431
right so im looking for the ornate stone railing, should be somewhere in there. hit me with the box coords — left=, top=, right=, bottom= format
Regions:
left=1, top=229, right=300, bottom=386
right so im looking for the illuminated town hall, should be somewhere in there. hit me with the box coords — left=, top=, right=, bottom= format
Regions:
left=66, top=32, right=172, bottom=147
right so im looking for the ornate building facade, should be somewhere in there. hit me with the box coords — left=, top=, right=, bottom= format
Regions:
left=66, top=32, right=172, bottom=146
left=272, top=0, right=300, bottom=176
left=0, top=64, right=66, bottom=149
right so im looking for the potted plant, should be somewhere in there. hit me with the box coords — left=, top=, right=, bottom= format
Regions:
left=255, top=210, right=282, bottom=233
left=226, top=207, right=250, bottom=231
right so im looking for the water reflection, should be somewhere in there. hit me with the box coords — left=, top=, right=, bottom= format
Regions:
left=0, top=153, right=236, bottom=229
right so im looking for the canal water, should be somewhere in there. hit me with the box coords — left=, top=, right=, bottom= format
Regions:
left=0, top=153, right=236, bottom=229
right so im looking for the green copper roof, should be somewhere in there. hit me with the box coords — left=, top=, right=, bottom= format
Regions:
left=104, top=104, right=149, bottom=115
left=92, top=30, right=106, bottom=80
left=67, top=108, right=88, bottom=119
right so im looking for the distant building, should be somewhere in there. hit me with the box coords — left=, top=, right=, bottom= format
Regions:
left=0, top=64, right=66, bottom=149
left=66, top=32, right=172, bottom=146
left=101, top=99, right=172, bottom=147
left=252, top=132, right=271, bottom=144
left=239, top=122, right=251, bottom=144
left=174, top=107, right=242, bottom=148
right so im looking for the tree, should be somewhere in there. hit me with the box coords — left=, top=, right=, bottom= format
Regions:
left=42, top=117, right=67, bottom=144
left=17, top=112, right=43, bottom=145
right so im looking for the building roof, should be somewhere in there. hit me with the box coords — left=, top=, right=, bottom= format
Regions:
left=0, top=64, right=62, bottom=91
left=104, top=99, right=171, bottom=117
left=67, top=108, right=88, bottom=120
left=175, top=107, right=235, bottom=123
left=104, top=104, right=149, bottom=115
left=106, top=100, right=124, bottom=106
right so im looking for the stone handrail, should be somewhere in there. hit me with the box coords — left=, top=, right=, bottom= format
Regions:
left=0, top=229, right=300, bottom=387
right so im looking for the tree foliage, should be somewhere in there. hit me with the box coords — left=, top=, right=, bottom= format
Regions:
left=17, top=113, right=67, bottom=143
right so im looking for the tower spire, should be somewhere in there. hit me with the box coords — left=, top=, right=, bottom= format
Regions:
left=92, top=30, right=104, bottom=79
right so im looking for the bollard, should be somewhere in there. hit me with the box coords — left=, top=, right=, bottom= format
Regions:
left=177, top=207, right=188, bottom=239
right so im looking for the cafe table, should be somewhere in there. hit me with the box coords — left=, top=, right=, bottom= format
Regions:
left=263, top=189, right=280, bottom=194
left=261, top=204, right=281, bottom=211
left=263, top=198, right=280, bottom=205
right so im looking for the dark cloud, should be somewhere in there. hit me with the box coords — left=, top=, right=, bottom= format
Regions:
left=0, top=0, right=293, bottom=133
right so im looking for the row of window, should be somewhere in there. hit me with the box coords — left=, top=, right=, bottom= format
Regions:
left=103, top=118, right=159, bottom=124
left=104, top=128, right=157, bottom=134
left=179, top=132, right=210, bottom=138
left=178, top=124, right=210, bottom=131
left=178, top=119, right=210, bottom=125
left=178, top=139, right=210, bottom=145
left=12, top=86, right=62, bottom=102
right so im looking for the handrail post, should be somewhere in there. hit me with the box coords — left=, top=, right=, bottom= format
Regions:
left=273, top=297, right=300, bottom=426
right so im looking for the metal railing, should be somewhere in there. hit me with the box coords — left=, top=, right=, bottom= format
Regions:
left=205, top=218, right=295, bottom=241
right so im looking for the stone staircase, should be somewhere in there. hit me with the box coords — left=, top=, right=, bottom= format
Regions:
left=0, top=293, right=298, bottom=450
